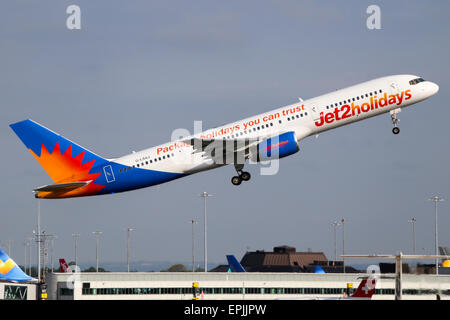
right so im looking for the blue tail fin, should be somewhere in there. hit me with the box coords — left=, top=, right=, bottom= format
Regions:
left=314, top=265, right=326, bottom=274
left=226, top=255, right=246, bottom=272
left=10, top=119, right=108, bottom=184
left=0, top=247, right=34, bottom=282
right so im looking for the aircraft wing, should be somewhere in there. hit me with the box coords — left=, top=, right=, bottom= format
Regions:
left=183, top=136, right=267, bottom=164
left=342, top=254, right=449, bottom=259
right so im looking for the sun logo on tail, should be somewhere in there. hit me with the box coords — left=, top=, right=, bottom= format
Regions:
left=29, top=142, right=105, bottom=198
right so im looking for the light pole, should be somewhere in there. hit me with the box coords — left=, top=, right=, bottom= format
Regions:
left=23, top=241, right=27, bottom=272
left=72, top=233, right=80, bottom=270
left=331, top=221, right=341, bottom=262
left=92, top=231, right=102, bottom=272
left=189, top=220, right=197, bottom=272
left=428, top=196, right=444, bottom=275
left=37, top=199, right=41, bottom=282
left=49, top=235, right=57, bottom=272
left=408, top=218, right=417, bottom=255
left=200, top=192, right=212, bottom=272
left=341, top=218, right=346, bottom=274
left=126, top=228, right=134, bottom=272
left=27, top=237, right=33, bottom=276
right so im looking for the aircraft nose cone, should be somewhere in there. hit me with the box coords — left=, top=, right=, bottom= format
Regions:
left=429, top=82, right=439, bottom=95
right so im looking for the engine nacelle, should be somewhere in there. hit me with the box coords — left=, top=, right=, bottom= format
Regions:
left=256, top=131, right=299, bottom=161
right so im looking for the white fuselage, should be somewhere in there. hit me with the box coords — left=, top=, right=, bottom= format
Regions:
left=113, top=74, right=439, bottom=176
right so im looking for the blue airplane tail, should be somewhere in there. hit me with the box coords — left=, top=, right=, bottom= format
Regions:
left=314, top=265, right=326, bottom=274
left=10, top=119, right=110, bottom=198
left=0, top=247, right=35, bottom=282
left=226, top=255, right=246, bottom=272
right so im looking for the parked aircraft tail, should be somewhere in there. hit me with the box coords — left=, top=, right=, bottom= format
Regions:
left=226, top=255, right=246, bottom=272
left=0, top=247, right=35, bottom=282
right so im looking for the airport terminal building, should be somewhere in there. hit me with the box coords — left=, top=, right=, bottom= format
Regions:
left=46, top=272, right=450, bottom=300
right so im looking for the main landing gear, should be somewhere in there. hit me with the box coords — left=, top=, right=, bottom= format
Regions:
left=390, top=109, right=401, bottom=135
left=231, top=163, right=251, bottom=186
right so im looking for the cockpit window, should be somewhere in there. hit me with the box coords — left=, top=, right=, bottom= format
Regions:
left=409, top=77, right=425, bottom=85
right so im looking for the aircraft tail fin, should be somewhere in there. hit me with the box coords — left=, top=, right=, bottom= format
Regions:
left=226, top=255, right=246, bottom=272
left=314, top=265, right=326, bottom=274
left=350, top=278, right=376, bottom=299
left=59, top=259, right=71, bottom=273
left=10, top=119, right=108, bottom=185
left=10, top=119, right=109, bottom=198
left=0, top=247, right=35, bottom=282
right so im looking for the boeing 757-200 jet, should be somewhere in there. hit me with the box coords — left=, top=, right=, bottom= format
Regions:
left=10, top=75, right=438, bottom=198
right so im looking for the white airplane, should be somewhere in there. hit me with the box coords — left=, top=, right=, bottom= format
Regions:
left=10, top=75, right=438, bottom=199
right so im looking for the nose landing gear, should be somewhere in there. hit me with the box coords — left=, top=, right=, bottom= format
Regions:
left=390, top=108, right=401, bottom=135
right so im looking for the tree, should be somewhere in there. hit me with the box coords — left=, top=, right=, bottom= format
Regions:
left=161, top=264, right=188, bottom=272
left=82, top=266, right=109, bottom=272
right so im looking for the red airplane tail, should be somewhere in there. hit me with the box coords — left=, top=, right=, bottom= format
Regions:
left=350, top=278, right=377, bottom=299
left=59, top=258, right=71, bottom=273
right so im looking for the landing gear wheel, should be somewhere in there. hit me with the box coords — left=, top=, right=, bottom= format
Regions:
left=231, top=176, right=242, bottom=186
left=240, top=171, right=251, bottom=181
left=392, top=127, right=400, bottom=135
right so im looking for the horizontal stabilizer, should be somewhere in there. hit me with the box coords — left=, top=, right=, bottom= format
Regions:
left=33, top=181, right=91, bottom=198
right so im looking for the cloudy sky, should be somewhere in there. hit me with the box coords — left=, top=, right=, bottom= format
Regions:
left=1, top=1, right=449, bottom=270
